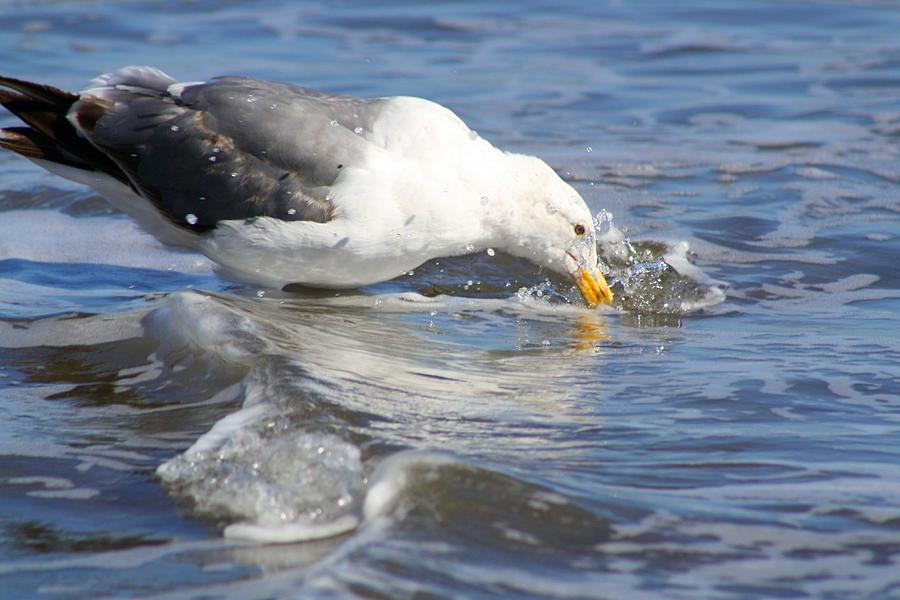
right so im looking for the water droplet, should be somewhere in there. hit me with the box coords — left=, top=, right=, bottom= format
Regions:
left=486, top=247, right=495, bottom=257
left=169, top=124, right=180, bottom=132
left=329, top=120, right=339, bottom=127
left=354, top=126, right=364, bottom=135
left=185, top=213, right=198, bottom=225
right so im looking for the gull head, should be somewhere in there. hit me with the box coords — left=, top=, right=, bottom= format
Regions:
left=491, top=155, right=613, bottom=308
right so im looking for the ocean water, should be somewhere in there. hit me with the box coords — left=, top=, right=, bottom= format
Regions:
left=1, top=1, right=899, bottom=598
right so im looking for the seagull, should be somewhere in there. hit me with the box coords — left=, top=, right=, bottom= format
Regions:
left=0, top=66, right=612, bottom=306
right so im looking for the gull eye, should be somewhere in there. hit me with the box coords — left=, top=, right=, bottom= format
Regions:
left=573, top=224, right=586, bottom=235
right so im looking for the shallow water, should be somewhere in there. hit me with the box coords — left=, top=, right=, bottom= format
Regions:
left=1, top=1, right=899, bottom=598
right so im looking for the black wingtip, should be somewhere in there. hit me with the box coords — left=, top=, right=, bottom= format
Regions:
left=0, top=75, right=78, bottom=109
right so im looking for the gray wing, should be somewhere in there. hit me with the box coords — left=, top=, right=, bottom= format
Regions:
left=72, top=68, right=388, bottom=231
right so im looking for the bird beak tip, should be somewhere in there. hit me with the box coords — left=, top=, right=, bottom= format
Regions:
left=576, top=268, right=613, bottom=307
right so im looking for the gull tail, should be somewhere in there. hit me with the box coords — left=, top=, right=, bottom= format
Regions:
left=0, top=75, right=124, bottom=182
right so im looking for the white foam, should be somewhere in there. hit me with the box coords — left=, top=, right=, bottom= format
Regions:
left=224, top=514, right=359, bottom=543
left=662, top=241, right=728, bottom=310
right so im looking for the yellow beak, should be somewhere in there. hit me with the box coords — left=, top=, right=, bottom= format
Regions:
left=575, top=268, right=614, bottom=307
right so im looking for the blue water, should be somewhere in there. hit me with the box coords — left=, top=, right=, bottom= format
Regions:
left=1, top=1, right=899, bottom=599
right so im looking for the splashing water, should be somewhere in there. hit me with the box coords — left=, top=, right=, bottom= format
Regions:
left=511, top=211, right=726, bottom=313
left=515, top=279, right=573, bottom=305
left=593, top=210, right=726, bottom=315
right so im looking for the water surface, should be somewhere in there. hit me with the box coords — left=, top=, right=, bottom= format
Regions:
left=1, top=1, right=899, bottom=599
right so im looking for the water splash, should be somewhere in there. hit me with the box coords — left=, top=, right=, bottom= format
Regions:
left=515, top=279, right=572, bottom=305
left=593, top=210, right=727, bottom=314
left=158, top=414, right=364, bottom=540
left=512, top=212, right=725, bottom=313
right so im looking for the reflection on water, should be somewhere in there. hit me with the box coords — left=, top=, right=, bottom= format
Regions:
left=149, top=289, right=613, bottom=444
